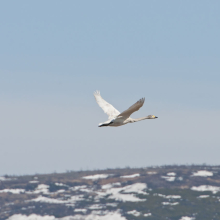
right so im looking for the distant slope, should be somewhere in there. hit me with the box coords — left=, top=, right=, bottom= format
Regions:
left=1, top=165, right=220, bottom=220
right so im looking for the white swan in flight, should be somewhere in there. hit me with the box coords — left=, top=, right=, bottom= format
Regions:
left=94, top=91, right=158, bottom=127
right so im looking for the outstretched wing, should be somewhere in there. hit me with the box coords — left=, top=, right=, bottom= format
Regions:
left=94, top=91, right=120, bottom=119
left=117, top=98, right=145, bottom=119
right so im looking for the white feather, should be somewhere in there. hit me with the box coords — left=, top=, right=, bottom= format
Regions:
left=93, top=91, right=120, bottom=119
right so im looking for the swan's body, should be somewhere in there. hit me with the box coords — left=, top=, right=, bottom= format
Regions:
left=94, top=91, right=158, bottom=127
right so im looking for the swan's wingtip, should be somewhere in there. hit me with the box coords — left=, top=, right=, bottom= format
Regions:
left=138, top=97, right=145, bottom=103
left=94, top=90, right=101, bottom=96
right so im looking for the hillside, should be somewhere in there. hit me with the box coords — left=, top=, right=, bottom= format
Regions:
left=1, top=165, right=220, bottom=220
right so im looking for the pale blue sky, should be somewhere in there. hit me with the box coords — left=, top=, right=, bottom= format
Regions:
left=0, top=1, right=220, bottom=175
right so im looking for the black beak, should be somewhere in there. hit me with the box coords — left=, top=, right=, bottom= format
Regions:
left=155, top=116, right=158, bottom=118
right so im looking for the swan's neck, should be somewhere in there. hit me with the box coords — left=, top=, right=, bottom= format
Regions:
left=131, top=116, right=151, bottom=122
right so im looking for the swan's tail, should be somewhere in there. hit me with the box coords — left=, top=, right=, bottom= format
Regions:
left=98, top=121, right=114, bottom=127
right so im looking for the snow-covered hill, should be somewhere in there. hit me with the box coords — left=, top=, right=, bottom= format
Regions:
left=1, top=165, right=220, bottom=220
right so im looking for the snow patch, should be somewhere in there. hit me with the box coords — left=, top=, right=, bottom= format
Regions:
left=106, top=203, right=118, bottom=207
left=88, top=204, right=104, bottom=210
left=162, top=202, right=179, bottom=205
left=122, top=183, right=147, bottom=195
left=198, top=195, right=210, bottom=198
left=192, top=170, right=213, bottom=177
left=26, top=184, right=49, bottom=194
left=74, top=209, right=87, bottom=213
left=7, top=211, right=127, bottom=220
left=50, top=189, right=65, bottom=194
left=161, top=176, right=175, bottom=182
left=166, top=195, right=181, bottom=199
left=96, top=183, right=147, bottom=202
left=0, top=177, right=16, bottom=181
left=144, top=213, right=152, bottom=217
left=80, top=188, right=93, bottom=193
left=179, top=217, right=195, bottom=220
left=28, top=196, right=67, bottom=204
left=82, top=174, right=110, bottom=180
left=28, top=195, right=84, bottom=204
left=0, top=189, right=25, bottom=194
left=7, top=214, right=55, bottom=220
left=147, top=172, right=157, bottom=175
left=71, top=185, right=87, bottom=191
left=102, top=183, right=147, bottom=202
left=167, top=172, right=176, bottom=176
left=81, top=211, right=125, bottom=220
left=120, top=173, right=140, bottom=178
left=29, top=181, right=39, bottom=184
left=154, top=194, right=181, bottom=199
left=55, top=183, right=68, bottom=187
left=191, top=185, right=220, bottom=194
left=102, top=182, right=121, bottom=189
left=109, top=193, right=146, bottom=202
left=127, top=210, right=141, bottom=217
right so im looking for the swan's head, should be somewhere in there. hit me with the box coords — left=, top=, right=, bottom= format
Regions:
left=148, top=115, right=158, bottom=119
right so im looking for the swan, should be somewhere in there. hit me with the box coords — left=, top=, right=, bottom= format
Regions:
left=94, top=91, right=158, bottom=127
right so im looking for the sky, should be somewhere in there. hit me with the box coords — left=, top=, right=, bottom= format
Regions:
left=0, top=1, right=220, bottom=175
